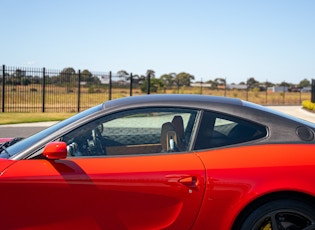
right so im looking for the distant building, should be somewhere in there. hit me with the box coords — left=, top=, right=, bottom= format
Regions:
left=99, top=75, right=110, bottom=84
left=267, top=86, right=289, bottom=93
left=226, top=84, right=247, bottom=90
left=301, top=87, right=311, bottom=92
left=191, top=82, right=212, bottom=87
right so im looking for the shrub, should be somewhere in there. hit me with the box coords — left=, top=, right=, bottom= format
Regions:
left=88, top=86, right=95, bottom=93
left=302, top=100, right=315, bottom=111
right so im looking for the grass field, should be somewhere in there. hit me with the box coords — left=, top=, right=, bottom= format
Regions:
left=0, top=113, right=75, bottom=125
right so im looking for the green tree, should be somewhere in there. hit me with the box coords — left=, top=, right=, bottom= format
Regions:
left=21, top=77, right=31, bottom=85
left=175, top=72, right=194, bottom=87
left=12, top=69, right=25, bottom=85
left=81, top=69, right=92, bottom=82
left=247, top=77, right=259, bottom=89
left=146, top=69, right=155, bottom=79
left=279, top=81, right=292, bottom=87
left=118, top=70, right=129, bottom=76
left=61, top=67, right=76, bottom=77
left=61, top=67, right=76, bottom=82
left=264, top=81, right=275, bottom=88
left=131, top=74, right=144, bottom=84
left=139, top=69, right=158, bottom=93
left=117, top=70, right=129, bottom=80
left=61, top=67, right=76, bottom=92
left=160, top=74, right=174, bottom=87
left=81, top=70, right=101, bottom=85
left=213, top=78, right=226, bottom=89
left=206, top=80, right=217, bottom=89
left=81, top=69, right=92, bottom=78
left=32, top=76, right=41, bottom=84
left=140, top=78, right=163, bottom=93
left=298, top=78, right=311, bottom=88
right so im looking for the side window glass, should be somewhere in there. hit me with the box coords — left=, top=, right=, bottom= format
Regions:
left=194, top=111, right=267, bottom=150
left=62, top=108, right=198, bottom=157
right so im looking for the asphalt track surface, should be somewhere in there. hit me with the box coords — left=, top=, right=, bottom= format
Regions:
left=0, top=106, right=315, bottom=138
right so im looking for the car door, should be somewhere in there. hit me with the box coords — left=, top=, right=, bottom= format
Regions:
left=0, top=108, right=206, bottom=230
left=191, top=110, right=268, bottom=230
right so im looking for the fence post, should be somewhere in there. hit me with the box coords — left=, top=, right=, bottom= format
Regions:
left=224, top=78, right=227, bottom=97
left=42, top=67, right=46, bottom=112
left=129, top=73, right=133, bottom=96
left=77, top=70, right=81, bottom=112
left=266, top=87, right=268, bottom=105
left=200, top=78, right=203, bottom=95
left=311, top=79, right=315, bottom=103
left=147, top=74, right=151, bottom=94
left=283, top=83, right=285, bottom=104
left=109, top=71, right=112, bottom=100
left=246, top=80, right=249, bottom=101
left=2, top=65, right=5, bottom=112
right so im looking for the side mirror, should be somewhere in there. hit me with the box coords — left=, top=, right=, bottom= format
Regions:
left=42, top=142, right=67, bottom=160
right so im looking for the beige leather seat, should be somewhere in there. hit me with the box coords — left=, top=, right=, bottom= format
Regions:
left=171, top=115, right=186, bottom=151
left=160, top=115, right=186, bottom=152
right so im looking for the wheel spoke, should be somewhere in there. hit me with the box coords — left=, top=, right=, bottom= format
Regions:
left=270, top=211, right=280, bottom=230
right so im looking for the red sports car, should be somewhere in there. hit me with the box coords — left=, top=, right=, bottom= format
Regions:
left=1, top=94, right=315, bottom=230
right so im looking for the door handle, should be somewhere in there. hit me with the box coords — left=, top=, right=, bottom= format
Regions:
left=179, top=176, right=199, bottom=188
left=165, top=174, right=200, bottom=190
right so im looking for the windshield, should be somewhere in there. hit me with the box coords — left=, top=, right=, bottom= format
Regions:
left=0, top=104, right=103, bottom=159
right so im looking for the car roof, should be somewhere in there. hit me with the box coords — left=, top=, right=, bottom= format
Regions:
left=102, top=94, right=315, bottom=129
left=103, top=94, right=243, bottom=110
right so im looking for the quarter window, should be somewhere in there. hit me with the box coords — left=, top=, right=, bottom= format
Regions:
left=194, top=111, right=267, bottom=150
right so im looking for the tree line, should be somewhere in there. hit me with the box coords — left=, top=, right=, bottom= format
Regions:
left=2, top=67, right=312, bottom=93
left=117, top=69, right=311, bottom=93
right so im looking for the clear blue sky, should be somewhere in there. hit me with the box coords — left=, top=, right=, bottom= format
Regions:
left=1, top=0, right=314, bottom=84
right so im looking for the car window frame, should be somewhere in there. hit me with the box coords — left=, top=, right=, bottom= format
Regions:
left=60, top=107, right=200, bottom=158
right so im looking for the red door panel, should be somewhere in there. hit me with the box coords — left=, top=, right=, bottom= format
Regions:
left=193, top=144, right=315, bottom=230
left=0, top=153, right=205, bottom=230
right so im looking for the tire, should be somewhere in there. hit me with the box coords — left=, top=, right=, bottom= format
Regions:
left=240, top=199, right=315, bottom=230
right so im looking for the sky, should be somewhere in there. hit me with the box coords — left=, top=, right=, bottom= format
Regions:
left=1, top=0, right=314, bottom=84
